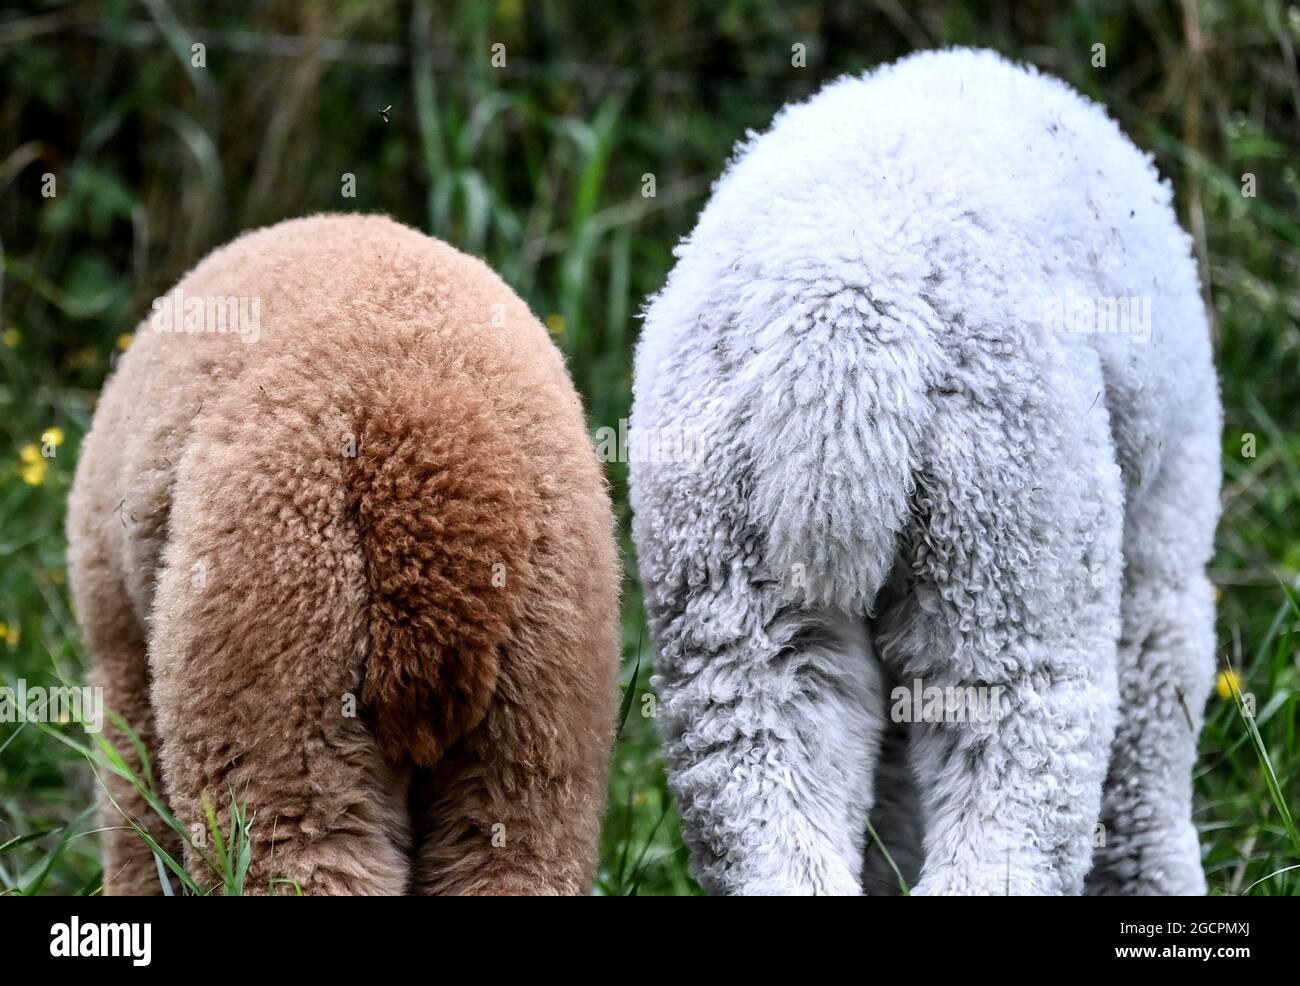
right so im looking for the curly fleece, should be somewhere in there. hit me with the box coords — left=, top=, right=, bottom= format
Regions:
left=68, top=214, right=620, bottom=895
left=630, top=49, right=1221, bottom=895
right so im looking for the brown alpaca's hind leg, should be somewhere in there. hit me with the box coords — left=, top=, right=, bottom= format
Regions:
left=71, top=558, right=181, bottom=895
left=411, top=614, right=617, bottom=895
left=148, top=551, right=415, bottom=895
left=145, top=396, right=414, bottom=896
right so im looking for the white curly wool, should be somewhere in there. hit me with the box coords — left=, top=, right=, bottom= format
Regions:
left=630, top=48, right=1221, bottom=895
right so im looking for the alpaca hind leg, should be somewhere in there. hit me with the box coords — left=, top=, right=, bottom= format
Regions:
left=409, top=611, right=617, bottom=896
left=876, top=380, right=1124, bottom=896
left=651, top=599, right=885, bottom=896
left=1086, top=424, right=1218, bottom=896
left=148, top=400, right=410, bottom=895
left=74, top=564, right=181, bottom=895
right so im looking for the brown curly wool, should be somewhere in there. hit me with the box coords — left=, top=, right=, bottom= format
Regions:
left=67, top=214, right=621, bottom=895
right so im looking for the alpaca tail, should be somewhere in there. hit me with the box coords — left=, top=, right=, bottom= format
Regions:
left=346, top=370, right=538, bottom=766
left=158, top=354, right=537, bottom=774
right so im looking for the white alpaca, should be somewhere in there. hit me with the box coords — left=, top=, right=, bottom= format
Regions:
left=630, top=48, right=1219, bottom=895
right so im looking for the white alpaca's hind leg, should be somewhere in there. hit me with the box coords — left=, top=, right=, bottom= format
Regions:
left=633, top=283, right=941, bottom=895
left=874, top=363, right=1125, bottom=895
left=1086, top=418, right=1219, bottom=896
left=651, top=597, right=885, bottom=895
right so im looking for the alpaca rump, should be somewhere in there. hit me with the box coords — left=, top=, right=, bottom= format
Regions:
left=630, top=49, right=1221, bottom=895
left=68, top=214, right=620, bottom=895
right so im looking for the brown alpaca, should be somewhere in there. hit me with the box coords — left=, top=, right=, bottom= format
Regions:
left=67, top=214, right=621, bottom=895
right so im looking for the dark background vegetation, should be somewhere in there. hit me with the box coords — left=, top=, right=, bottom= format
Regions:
left=1, top=0, right=1297, bottom=894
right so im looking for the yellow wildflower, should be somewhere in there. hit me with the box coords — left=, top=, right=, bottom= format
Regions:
left=19, top=459, right=47, bottom=485
left=1216, top=668, right=1242, bottom=700
left=18, top=444, right=47, bottom=485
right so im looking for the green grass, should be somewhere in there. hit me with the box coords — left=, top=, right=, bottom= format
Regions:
left=2, top=0, right=1298, bottom=895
